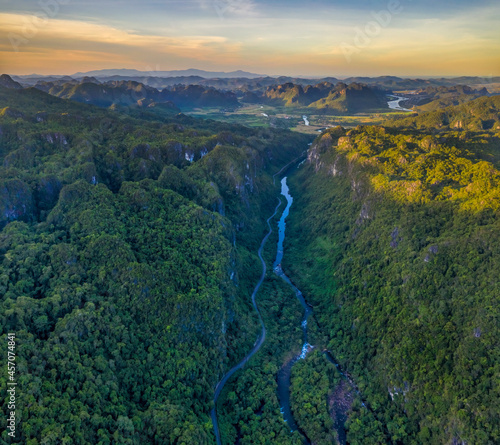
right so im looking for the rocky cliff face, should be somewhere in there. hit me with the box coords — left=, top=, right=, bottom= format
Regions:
left=0, top=179, right=34, bottom=228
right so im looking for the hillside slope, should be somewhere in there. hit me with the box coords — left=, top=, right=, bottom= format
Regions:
left=34, top=78, right=238, bottom=110
left=263, top=82, right=387, bottom=114
left=0, top=85, right=311, bottom=443
left=399, top=85, right=491, bottom=112
left=391, top=95, right=500, bottom=131
left=284, top=115, right=500, bottom=443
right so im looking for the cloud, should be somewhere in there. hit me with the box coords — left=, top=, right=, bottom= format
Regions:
left=1, top=13, right=236, bottom=50
left=196, top=0, right=258, bottom=19
left=0, top=2, right=498, bottom=77
left=0, top=12, right=245, bottom=73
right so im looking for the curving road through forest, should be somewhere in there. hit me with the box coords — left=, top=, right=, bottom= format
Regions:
left=211, top=199, right=282, bottom=445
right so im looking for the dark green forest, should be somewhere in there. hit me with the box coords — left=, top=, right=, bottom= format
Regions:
left=1, top=79, right=499, bottom=445
left=0, top=84, right=311, bottom=444
left=285, top=96, right=500, bottom=444
left=260, top=82, right=387, bottom=114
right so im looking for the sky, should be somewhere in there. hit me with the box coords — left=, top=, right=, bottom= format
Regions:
left=0, top=0, right=499, bottom=77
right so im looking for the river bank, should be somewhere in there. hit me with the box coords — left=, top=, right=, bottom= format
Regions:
left=274, top=176, right=364, bottom=445
left=212, top=166, right=362, bottom=445
left=212, top=191, right=305, bottom=444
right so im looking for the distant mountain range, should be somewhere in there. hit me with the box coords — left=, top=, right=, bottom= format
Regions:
left=11, top=72, right=500, bottom=94
left=2, top=72, right=494, bottom=117
left=0, top=72, right=385, bottom=114
left=31, top=77, right=239, bottom=110
left=70, top=69, right=266, bottom=79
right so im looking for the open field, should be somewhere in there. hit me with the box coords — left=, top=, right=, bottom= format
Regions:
left=185, top=103, right=413, bottom=134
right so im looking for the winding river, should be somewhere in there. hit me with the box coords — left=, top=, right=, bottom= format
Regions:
left=273, top=177, right=366, bottom=444
left=274, top=178, right=313, bottom=437
left=212, top=173, right=359, bottom=445
left=387, top=95, right=413, bottom=112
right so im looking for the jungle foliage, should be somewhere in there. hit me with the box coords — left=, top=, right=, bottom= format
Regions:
left=284, top=104, right=500, bottom=444
left=0, top=84, right=311, bottom=444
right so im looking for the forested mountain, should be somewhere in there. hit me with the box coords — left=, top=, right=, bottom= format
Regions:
left=15, top=74, right=499, bottom=95
left=34, top=78, right=239, bottom=110
left=392, top=95, right=500, bottom=131
left=2, top=72, right=499, bottom=445
left=13, top=72, right=496, bottom=118
left=262, top=82, right=336, bottom=106
left=0, top=83, right=311, bottom=443
left=400, top=85, right=491, bottom=112
left=160, top=85, right=239, bottom=109
left=0, top=75, right=22, bottom=90
left=342, top=76, right=499, bottom=91
left=262, top=82, right=387, bottom=113
left=33, top=77, right=387, bottom=114
left=284, top=100, right=500, bottom=443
